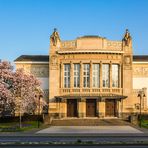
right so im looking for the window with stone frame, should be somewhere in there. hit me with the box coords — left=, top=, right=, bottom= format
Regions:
left=74, top=64, right=80, bottom=88
left=83, top=64, right=90, bottom=87
left=92, top=64, right=100, bottom=87
left=64, top=64, right=70, bottom=88
left=112, top=64, right=119, bottom=87
left=102, top=64, right=110, bottom=88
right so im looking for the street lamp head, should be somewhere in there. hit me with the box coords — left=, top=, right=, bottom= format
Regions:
left=137, top=94, right=141, bottom=97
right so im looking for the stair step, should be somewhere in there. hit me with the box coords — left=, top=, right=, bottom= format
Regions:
left=51, top=119, right=129, bottom=126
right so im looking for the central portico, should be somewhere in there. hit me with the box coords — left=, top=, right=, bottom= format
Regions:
left=55, top=95, right=126, bottom=118
left=49, top=29, right=132, bottom=119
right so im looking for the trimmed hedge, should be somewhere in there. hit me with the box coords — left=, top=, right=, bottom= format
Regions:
left=0, top=115, right=43, bottom=123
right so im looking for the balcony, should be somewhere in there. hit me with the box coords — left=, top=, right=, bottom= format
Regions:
left=60, top=88, right=122, bottom=96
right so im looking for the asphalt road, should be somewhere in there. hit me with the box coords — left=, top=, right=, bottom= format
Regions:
left=0, top=145, right=148, bottom=148
left=0, top=135, right=148, bottom=143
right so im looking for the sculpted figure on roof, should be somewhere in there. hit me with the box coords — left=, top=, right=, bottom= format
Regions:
left=122, top=29, right=132, bottom=46
left=50, top=28, right=61, bottom=46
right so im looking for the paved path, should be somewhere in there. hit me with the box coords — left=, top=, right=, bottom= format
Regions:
left=37, top=126, right=143, bottom=134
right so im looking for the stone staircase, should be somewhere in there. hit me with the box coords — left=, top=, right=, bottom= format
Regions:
left=51, top=118, right=130, bottom=126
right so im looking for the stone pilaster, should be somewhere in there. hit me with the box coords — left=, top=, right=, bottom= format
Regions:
left=117, top=101, right=122, bottom=118
left=70, top=61, right=74, bottom=90
left=96, top=100, right=100, bottom=117
left=100, top=61, right=102, bottom=91
left=78, top=98, right=86, bottom=118
left=60, top=62, right=63, bottom=88
left=80, top=61, right=83, bottom=91
left=119, top=63, right=122, bottom=88
left=99, top=101, right=105, bottom=118
left=110, top=61, right=112, bottom=91
left=90, top=61, right=92, bottom=90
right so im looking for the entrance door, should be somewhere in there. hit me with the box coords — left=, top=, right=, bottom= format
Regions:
left=67, top=99, right=77, bottom=117
left=105, top=100, right=117, bottom=117
left=86, top=99, right=96, bottom=117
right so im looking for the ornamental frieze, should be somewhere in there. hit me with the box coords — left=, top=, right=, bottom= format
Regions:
left=61, top=54, right=122, bottom=61
left=50, top=55, right=59, bottom=70
left=107, top=41, right=122, bottom=50
left=30, top=66, right=49, bottom=77
left=133, top=66, right=148, bottom=77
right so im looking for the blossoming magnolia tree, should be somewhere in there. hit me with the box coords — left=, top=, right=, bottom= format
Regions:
left=0, top=81, right=14, bottom=115
left=0, top=61, right=15, bottom=115
left=0, top=61, right=47, bottom=116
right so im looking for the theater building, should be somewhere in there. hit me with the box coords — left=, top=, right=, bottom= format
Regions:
left=14, top=29, right=148, bottom=119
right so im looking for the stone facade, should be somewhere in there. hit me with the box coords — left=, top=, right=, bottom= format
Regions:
left=48, top=29, right=136, bottom=118
left=14, top=29, right=148, bottom=119
left=14, top=61, right=49, bottom=102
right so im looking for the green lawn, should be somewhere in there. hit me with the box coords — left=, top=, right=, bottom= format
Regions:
left=0, top=121, right=42, bottom=132
left=141, top=120, right=148, bottom=128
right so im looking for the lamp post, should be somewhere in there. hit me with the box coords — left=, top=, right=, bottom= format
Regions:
left=19, top=98, right=22, bottom=128
left=35, top=87, right=43, bottom=128
left=38, top=94, right=42, bottom=128
left=137, top=91, right=145, bottom=128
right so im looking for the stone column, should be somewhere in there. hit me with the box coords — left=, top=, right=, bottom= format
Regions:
left=78, top=98, right=86, bottom=118
left=119, top=63, right=122, bottom=89
left=63, top=99, right=67, bottom=118
left=110, top=61, right=112, bottom=92
left=90, top=61, right=92, bottom=91
left=117, top=100, right=122, bottom=118
left=70, top=61, right=74, bottom=92
left=60, top=62, right=63, bottom=89
left=80, top=61, right=83, bottom=92
left=98, top=101, right=105, bottom=118
left=100, top=61, right=102, bottom=91
left=96, top=100, right=100, bottom=117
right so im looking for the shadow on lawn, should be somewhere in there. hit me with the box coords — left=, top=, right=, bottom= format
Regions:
left=0, top=121, right=42, bottom=132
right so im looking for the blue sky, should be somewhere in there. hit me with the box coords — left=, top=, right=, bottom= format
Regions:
left=0, top=0, right=148, bottom=64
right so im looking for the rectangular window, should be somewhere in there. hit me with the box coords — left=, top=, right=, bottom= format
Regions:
left=83, top=64, right=90, bottom=87
left=92, top=64, right=100, bottom=87
left=112, top=64, right=119, bottom=87
left=74, top=64, right=80, bottom=88
left=102, top=64, right=110, bottom=88
left=64, top=64, right=70, bottom=88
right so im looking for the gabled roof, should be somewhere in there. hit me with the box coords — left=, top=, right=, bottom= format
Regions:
left=14, top=55, right=49, bottom=62
left=133, top=55, right=148, bottom=62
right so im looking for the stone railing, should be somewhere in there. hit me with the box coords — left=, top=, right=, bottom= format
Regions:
left=60, top=88, right=122, bottom=96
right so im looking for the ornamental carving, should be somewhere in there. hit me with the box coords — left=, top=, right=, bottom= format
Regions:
left=51, top=55, right=58, bottom=66
left=50, top=55, right=59, bottom=70
left=124, top=56, right=131, bottom=65
left=30, top=66, right=49, bottom=77
left=61, top=41, right=76, bottom=48
left=133, top=66, right=148, bottom=77
left=122, top=29, right=132, bottom=46
left=107, top=41, right=122, bottom=51
left=50, top=28, right=60, bottom=46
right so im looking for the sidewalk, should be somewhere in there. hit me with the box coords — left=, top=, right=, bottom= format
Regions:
left=36, top=126, right=143, bottom=134
left=0, top=125, right=148, bottom=136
